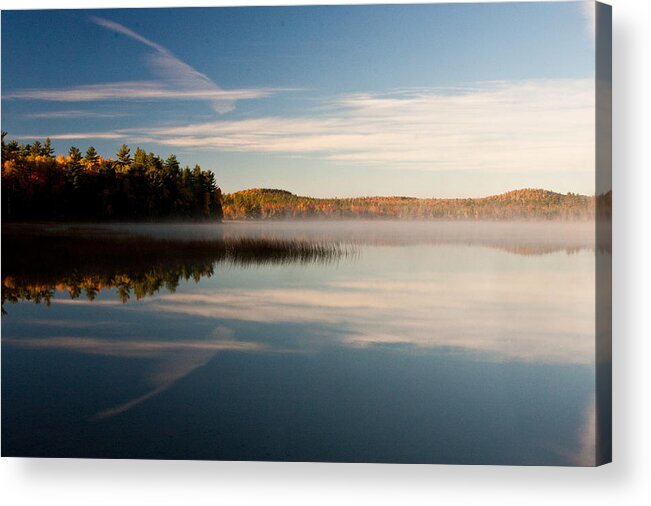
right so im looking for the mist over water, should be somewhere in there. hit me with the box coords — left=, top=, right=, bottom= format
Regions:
left=2, top=221, right=600, bottom=464
left=70, top=219, right=596, bottom=249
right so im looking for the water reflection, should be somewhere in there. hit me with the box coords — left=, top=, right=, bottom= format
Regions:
left=4, top=326, right=261, bottom=420
left=1, top=221, right=601, bottom=464
left=2, top=225, right=348, bottom=309
left=2, top=221, right=594, bottom=309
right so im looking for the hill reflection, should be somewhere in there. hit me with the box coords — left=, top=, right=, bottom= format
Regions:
left=2, top=221, right=598, bottom=310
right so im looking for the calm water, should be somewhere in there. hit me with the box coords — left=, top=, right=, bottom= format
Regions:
left=2, top=221, right=598, bottom=465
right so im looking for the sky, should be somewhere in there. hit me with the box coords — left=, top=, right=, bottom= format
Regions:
left=1, top=2, right=597, bottom=197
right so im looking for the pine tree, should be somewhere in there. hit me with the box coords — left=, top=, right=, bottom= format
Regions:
left=133, top=147, right=147, bottom=167
left=84, top=146, right=99, bottom=166
left=43, top=138, right=54, bottom=158
left=116, top=144, right=132, bottom=166
left=29, top=141, right=43, bottom=158
left=67, top=146, right=83, bottom=190
left=68, top=146, right=82, bottom=165
left=2, top=136, right=225, bottom=222
left=164, top=155, right=180, bottom=176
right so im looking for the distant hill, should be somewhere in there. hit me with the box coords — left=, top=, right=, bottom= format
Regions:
left=222, top=188, right=598, bottom=220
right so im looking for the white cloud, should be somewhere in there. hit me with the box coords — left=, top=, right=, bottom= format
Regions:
left=14, top=132, right=124, bottom=140
left=89, top=16, right=169, bottom=55
left=90, top=15, right=235, bottom=114
left=5, top=17, right=278, bottom=114
left=7, top=81, right=274, bottom=103
left=132, top=79, right=595, bottom=173
left=13, top=79, right=595, bottom=175
left=24, top=110, right=131, bottom=119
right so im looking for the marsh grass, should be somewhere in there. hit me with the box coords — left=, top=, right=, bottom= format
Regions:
left=1, top=227, right=352, bottom=309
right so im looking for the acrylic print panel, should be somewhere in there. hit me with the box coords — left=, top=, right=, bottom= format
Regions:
left=0, top=1, right=612, bottom=465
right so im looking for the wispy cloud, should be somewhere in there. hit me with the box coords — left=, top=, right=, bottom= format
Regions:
left=5, top=16, right=278, bottom=114
left=14, top=132, right=124, bottom=140
left=90, top=15, right=234, bottom=114
left=13, top=79, right=594, bottom=174
left=7, top=82, right=275, bottom=103
left=132, top=79, right=596, bottom=173
left=24, top=110, right=131, bottom=119
left=88, top=16, right=168, bottom=54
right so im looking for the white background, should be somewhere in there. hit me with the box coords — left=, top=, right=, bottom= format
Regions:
left=1, top=0, right=649, bottom=504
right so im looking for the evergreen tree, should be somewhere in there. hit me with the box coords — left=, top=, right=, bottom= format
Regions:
left=1, top=136, right=224, bottom=222
left=43, top=138, right=54, bottom=158
left=133, top=147, right=147, bottom=168
left=164, top=155, right=180, bottom=175
left=68, top=146, right=83, bottom=166
left=84, top=146, right=99, bottom=166
left=67, top=146, right=84, bottom=190
left=116, top=144, right=132, bottom=170
left=29, top=141, right=43, bottom=158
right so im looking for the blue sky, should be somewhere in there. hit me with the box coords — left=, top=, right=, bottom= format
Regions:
left=1, top=2, right=596, bottom=197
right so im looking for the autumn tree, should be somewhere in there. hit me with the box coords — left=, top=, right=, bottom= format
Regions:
left=2, top=136, right=223, bottom=222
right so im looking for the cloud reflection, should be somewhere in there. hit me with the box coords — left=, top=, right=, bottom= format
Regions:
left=4, top=326, right=261, bottom=420
left=3, top=224, right=597, bottom=426
left=144, top=268, right=595, bottom=364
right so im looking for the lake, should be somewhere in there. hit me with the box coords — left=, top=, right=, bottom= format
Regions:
left=1, top=221, right=598, bottom=465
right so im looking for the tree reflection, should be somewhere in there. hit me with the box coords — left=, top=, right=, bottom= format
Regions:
left=1, top=229, right=347, bottom=311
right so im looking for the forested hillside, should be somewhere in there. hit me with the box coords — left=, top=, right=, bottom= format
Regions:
left=222, top=188, right=596, bottom=220
left=2, top=134, right=604, bottom=222
left=1, top=134, right=223, bottom=221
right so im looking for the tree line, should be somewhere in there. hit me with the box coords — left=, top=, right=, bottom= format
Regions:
left=222, top=188, right=597, bottom=220
left=1, top=133, right=223, bottom=221
left=2, top=132, right=604, bottom=222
